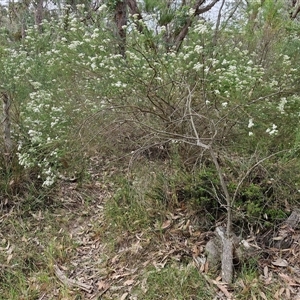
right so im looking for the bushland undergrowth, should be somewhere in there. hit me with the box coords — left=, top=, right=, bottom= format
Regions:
left=1, top=0, right=300, bottom=297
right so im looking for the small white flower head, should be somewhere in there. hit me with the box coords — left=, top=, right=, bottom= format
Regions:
left=248, top=118, right=254, bottom=128
left=188, top=8, right=196, bottom=16
left=221, top=102, right=228, bottom=108
left=278, top=97, right=287, bottom=113
left=76, top=3, right=85, bottom=9
left=249, top=132, right=254, bottom=136
left=270, top=79, right=278, bottom=87
left=228, top=65, right=237, bottom=72
left=194, top=45, right=203, bottom=54
left=283, top=55, right=290, bottom=65
left=194, top=22, right=208, bottom=34
left=42, top=176, right=55, bottom=187
left=98, top=4, right=107, bottom=12
left=193, top=62, right=203, bottom=71
left=266, top=124, right=278, bottom=135
left=91, top=31, right=99, bottom=39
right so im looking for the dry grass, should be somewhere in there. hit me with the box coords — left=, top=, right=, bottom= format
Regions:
left=1, top=156, right=300, bottom=300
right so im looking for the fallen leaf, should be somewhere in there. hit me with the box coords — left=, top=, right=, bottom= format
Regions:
left=97, top=280, right=109, bottom=291
left=120, top=293, right=128, bottom=300
left=111, top=272, right=132, bottom=280
left=204, top=261, right=209, bottom=273
left=161, top=220, right=171, bottom=230
left=124, top=279, right=134, bottom=286
left=275, top=287, right=285, bottom=299
left=263, top=266, right=268, bottom=278
left=272, top=236, right=284, bottom=241
left=279, top=273, right=300, bottom=286
left=111, top=254, right=119, bottom=264
left=259, top=291, right=268, bottom=300
left=214, top=282, right=232, bottom=299
left=7, top=254, right=12, bottom=264
left=272, top=258, right=289, bottom=267
left=192, top=244, right=200, bottom=256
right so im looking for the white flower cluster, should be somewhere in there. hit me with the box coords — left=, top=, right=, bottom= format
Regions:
left=112, top=81, right=127, bottom=88
left=193, top=22, right=208, bottom=34
left=248, top=119, right=254, bottom=136
left=188, top=8, right=196, bottom=16
left=16, top=88, right=68, bottom=187
left=266, top=124, right=278, bottom=135
left=277, top=98, right=287, bottom=114
left=68, top=40, right=83, bottom=50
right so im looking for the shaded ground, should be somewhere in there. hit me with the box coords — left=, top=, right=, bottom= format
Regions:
left=1, top=166, right=300, bottom=299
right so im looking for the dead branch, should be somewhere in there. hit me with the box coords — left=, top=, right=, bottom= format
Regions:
left=54, top=264, right=93, bottom=293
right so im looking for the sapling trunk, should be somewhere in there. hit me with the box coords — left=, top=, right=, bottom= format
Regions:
left=187, top=84, right=234, bottom=283
left=209, top=148, right=234, bottom=283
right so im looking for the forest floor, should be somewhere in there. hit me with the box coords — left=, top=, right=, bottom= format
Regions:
left=1, top=158, right=300, bottom=299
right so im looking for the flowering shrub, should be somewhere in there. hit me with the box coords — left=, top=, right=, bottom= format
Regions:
left=1, top=2, right=300, bottom=191
left=17, top=88, right=70, bottom=186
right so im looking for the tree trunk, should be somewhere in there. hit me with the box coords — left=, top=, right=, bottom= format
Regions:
left=35, top=0, right=44, bottom=33
left=114, top=0, right=127, bottom=57
left=210, top=149, right=234, bottom=283
left=174, top=0, right=220, bottom=52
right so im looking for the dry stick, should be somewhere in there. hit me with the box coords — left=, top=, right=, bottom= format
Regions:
left=186, top=86, right=210, bottom=149
left=221, top=0, right=242, bottom=30
left=54, top=264, right=93, bottom=293
left=212, top=0, right=225, bottom=46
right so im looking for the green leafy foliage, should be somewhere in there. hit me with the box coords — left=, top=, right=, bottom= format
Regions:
left=1, top=1, right=300, bottom=217
left=1, top=0, right=300, bottom=297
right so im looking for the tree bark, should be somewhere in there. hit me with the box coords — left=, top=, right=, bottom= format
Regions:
left=35, top=0, right=44, bottom=33
left=216, top=227, right=234, bottom=284
left=114, top=0, right=127, bottom=57
left=174, top=0, right=220, bottom=51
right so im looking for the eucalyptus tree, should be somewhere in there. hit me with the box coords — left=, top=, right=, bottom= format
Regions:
left=108, top=0, right=221, bottom=55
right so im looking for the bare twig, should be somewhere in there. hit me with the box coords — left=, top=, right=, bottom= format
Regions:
left=38, top=293, right=46, bottom=300
left=186, top=86, right=210, bottom=149
left=54, top=264, right=93, bottom=293
left=213, top=0, right=225, bottom=46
